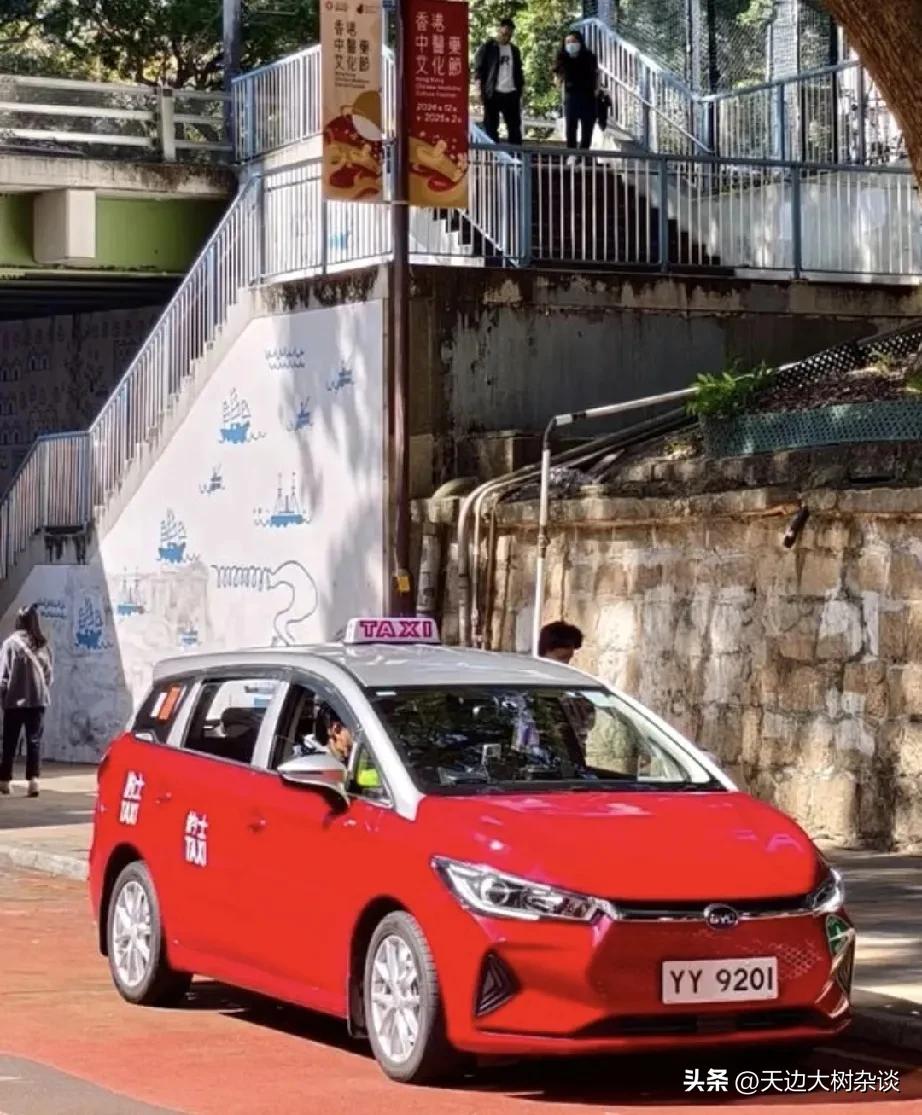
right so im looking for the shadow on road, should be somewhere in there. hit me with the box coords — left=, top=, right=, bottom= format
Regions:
left=184, top=980, right=921, bottom=1107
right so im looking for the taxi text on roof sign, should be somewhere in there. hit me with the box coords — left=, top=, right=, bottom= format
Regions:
left=344, top=617, right=440, bottom=644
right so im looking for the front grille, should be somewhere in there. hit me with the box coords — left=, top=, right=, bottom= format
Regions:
left=613, top=894, right=814, bottom=921
left=576, top=1008, right=823, bottom=1040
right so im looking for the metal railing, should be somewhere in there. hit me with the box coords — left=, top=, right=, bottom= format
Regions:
left=3, top=142, right=921, bottom=584
left=0, top=73, right=230, bottom=161
left=0, top=433, right=90, bottom=581
left=575, top=18, right=903, bottom=168
left=703, top=62, right=905, bottom=166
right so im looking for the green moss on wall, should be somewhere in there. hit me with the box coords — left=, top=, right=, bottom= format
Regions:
left=0, top=194, right=225, bottom=272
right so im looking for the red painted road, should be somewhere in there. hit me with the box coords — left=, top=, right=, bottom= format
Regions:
left=2, top=864, right=921, bottom=1115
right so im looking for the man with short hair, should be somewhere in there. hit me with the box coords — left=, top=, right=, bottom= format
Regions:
left=474, top=18, right=525, bottom=146
left=538, top=621, right=583, bottom=665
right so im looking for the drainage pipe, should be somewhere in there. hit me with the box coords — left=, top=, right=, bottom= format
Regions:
left=531, top=388, right=695, bottom=657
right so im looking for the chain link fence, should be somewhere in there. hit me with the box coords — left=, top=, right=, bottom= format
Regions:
left=582, top=0, right=838, bottom=92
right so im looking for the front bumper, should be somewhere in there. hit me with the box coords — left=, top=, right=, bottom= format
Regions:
left=428, top=898, right=854, bottom=1056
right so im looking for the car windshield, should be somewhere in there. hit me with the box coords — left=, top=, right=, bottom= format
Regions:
left=368, top=686, right=721, bottom=794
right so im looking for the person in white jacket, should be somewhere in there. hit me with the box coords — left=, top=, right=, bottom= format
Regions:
left=0, top=605, right=53, bottom=798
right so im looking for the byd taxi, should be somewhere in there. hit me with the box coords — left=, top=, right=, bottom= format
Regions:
left=90, top=619, right=855, bottom=1084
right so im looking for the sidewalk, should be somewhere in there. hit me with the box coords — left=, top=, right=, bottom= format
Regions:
left=1, top=763, right=920, bottom=1052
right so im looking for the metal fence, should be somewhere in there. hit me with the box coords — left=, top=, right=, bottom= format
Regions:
left=0, top=433, right=90, bottom=581
left=0, top=73, right=230, bottom=161
left=3, top=142, right=921, bottom=583
left=576, top=18, right=903, bottom=168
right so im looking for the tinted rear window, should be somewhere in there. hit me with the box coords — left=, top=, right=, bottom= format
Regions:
left=134, top=679, right=193, bottom=743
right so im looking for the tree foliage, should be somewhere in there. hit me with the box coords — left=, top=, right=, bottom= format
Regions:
left=0, top=0, right=318, bottom=87
left=469, top=0, right=581, bottom=117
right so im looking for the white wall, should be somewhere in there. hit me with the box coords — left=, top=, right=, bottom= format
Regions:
left=3, top=299, right=386, bottom=763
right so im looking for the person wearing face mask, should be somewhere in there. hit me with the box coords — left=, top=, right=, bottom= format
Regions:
left=474, top=18, right=525, bottom=146
left=554, top=30, right=600, bottom=154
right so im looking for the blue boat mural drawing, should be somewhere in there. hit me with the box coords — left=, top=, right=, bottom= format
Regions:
left=220, top=389, right=263, bottom=444
left=266, top=347, right=306, bottom=372
left=287, top=399, right=313, bottom=432
left=200, top=466, right=224, bottom=495
left=116, top=575, right=145, bottom=617
left=75, top=597, right=106, bottom=651
left=327, top=363, right=354, bottom=394
left=255, top=475, right=308, bottom=528
left=179, top=624, right=200, bottom=649
left=158, top=510, right=187, bottom=564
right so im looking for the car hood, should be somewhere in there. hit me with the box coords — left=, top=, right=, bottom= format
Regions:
left=416, top=790, right=821, bottom=901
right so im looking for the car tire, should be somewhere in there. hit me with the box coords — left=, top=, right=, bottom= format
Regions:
left=364, top=911, right=463, bottom=1084
left=106, top=861, right=191, bottom=1007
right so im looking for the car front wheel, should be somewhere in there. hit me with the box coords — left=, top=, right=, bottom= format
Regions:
left=363, top=911, right=462, bottom=1084
left=106, top=861, right=191, bottom=1007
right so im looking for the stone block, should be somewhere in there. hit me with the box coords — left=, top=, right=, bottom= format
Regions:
left=896, top=723, right=922, bottom=779
left=698, top=705, right=744, bottom=764
left=878, top=604, right=908, bottom=661
left=816, top=598, right=864, bottom=660
left=845, top=548, right=890, bottom=597
left=798, top=716, right=836, bottom=771
left=888, top=664, right=922, bottom=717
left=778, top=666, right=826, bottom=714
left=596, top=601, right=638, bottom=654
left=740, top=708, right=763, bottom=766
left=709, top=601, right=750, bottom=655
left=799, top=551, right=843, bottom=596
left=903, top=602, right=922, bottom=660
left=702, top=653, right=749, bottom=706
left=759, top=710, right=802, bottom=766
left=842, top=661, right=888, bottom=719
left=888, top=550, right=922, bottom=601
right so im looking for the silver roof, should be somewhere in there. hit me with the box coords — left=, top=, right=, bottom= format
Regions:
left=153, top=643, right=594, bottom=690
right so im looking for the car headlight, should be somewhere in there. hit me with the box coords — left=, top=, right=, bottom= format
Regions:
left=432, top=857, right=615, bottom=923
left=808, top=866, right=845, bottom=914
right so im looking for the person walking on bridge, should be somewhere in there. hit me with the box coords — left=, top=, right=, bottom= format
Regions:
left=474, top=18, right=525, bottom=147
left=0, top=605, right=53, bottom=798
left=554, top=30, right=600, bottom=154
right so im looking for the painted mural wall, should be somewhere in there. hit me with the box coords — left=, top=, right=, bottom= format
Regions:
left=0, top=305, right=162, bottom=492
left=2, top=300, right=386, bottom=762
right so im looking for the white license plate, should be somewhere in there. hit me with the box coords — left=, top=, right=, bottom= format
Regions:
left=662, top=957, right=779, bottom=1004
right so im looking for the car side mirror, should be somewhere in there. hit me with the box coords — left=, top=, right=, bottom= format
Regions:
left=278, top=754, right=349, bottom=808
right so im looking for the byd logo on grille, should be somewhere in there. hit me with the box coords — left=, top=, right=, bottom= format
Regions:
left=704, top=904, right=740, bottom=930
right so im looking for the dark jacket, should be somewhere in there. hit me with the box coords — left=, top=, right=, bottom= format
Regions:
left=474, top=39, right=524, bottom=100
left=0, top=632, right=53, bottom=710
left=554, top=47, right=599, bottom=99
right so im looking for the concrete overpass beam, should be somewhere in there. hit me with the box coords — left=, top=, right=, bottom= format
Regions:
left=33, top=189, right=96, bottom=266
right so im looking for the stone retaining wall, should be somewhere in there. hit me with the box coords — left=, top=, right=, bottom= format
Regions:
left=427, top=473, right=922, bottom=851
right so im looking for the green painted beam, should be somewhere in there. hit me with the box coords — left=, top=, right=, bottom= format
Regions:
left=0, top=194, right=225, bottom=274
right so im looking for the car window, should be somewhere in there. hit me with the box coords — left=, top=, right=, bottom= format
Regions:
left=184, top=677, right=280, bottom=766
left=271, top=685, right=355, bottom=770
left=134, top=679, right=193, bottom=744
left=368, top=686, right=717, bottom=795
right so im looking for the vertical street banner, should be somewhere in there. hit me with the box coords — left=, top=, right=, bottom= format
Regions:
left=321, top=0, right=384, bottom=202
left=405, top=0, right=470, bottom=208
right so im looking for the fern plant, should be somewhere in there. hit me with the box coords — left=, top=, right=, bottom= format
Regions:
left=687, top=360, right=772, bottom=420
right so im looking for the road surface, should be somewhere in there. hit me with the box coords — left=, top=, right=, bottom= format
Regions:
left=1, top=863, right=920, bottom=1115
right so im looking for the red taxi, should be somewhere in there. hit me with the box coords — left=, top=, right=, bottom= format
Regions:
left=90, top=618, right=855, bottom=1083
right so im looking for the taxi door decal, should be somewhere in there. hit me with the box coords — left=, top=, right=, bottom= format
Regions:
left=184, top=811, right=209, bottom=867
left=118, top=771, right=145, bottom=827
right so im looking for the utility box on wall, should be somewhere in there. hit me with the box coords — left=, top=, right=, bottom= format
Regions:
left=33, top=189, right=96, bottom=265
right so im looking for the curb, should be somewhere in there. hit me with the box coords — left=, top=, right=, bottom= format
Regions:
left=0, top=844, right=88, bottom=882
left=850, top=1006, right=922, bottom=1054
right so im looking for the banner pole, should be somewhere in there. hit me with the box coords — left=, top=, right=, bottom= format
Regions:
left=391, top=0, right=413, bottom=616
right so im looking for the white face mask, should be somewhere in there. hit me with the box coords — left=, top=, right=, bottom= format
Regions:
left=565, top=42, right=581, bottom=56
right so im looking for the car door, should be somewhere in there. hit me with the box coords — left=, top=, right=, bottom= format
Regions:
left=239, top=675, right=387, bottom=1013
left=164, top=671, right=285, bottom=965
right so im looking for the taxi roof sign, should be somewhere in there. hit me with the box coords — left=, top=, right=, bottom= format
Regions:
left=344, top=617, right=440, bottom=645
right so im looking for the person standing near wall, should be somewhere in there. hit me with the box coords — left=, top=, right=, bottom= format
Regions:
left=0, top=606, right=53, bottom=798
left=474, top=18, right=525, bottom=146
left=554, top=30, right=600, bottom=156
left=538, top=621, right=583, bottom=664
